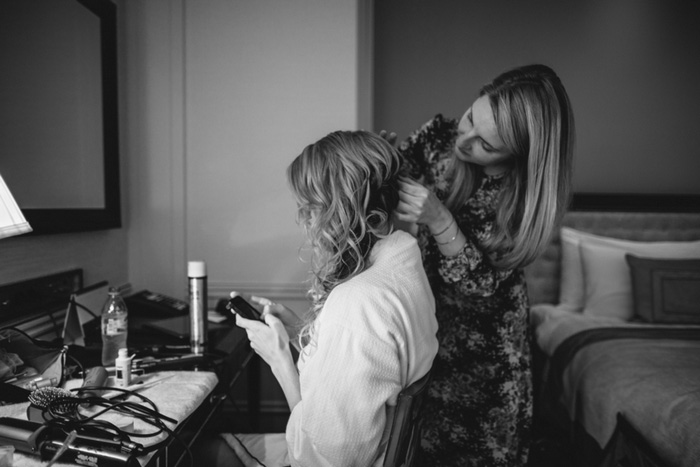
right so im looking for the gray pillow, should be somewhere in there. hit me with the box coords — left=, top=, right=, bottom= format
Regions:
left=626, top=254, right=700, bottom=324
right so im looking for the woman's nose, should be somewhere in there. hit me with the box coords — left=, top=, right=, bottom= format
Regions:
left=456, top=136, right=472, bottom=156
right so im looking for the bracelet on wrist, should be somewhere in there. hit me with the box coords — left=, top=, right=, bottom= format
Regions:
left=431, top=217, right=455, bottom=237
left=435, top=229, right=460, bottom=245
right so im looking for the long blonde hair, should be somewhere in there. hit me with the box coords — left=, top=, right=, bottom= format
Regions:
left=446, top=64, right=575, bottom=269
left=287, top=130, right=402, bottom=346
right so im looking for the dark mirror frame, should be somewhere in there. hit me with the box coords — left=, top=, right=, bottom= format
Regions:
left=23, top=0, right=120, bottom=235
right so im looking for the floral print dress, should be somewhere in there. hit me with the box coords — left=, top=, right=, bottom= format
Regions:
left=399, top=115, right=532, bottom=467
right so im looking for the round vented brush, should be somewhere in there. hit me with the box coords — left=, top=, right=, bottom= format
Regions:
left=27, top=387, right=81, bottom=422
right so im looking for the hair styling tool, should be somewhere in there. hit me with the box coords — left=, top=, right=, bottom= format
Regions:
left=0, top=416, right=141, bottom=466
left=27, top=387, right=80, bottom=423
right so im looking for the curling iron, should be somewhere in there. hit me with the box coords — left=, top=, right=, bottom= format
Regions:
left=0, top=417, right=139, bottom=467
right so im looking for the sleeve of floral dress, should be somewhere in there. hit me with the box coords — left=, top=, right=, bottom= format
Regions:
left=438, top=237, right=515, bottom=297
left=398, top=114, right=458, bottom=179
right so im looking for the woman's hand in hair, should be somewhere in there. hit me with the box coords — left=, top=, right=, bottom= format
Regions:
left=395, top=176, right=452, bottom=232
left=378, top=130, right=398, bottom=147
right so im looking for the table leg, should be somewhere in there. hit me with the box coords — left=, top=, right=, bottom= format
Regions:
left=248, top=354, right=261, bottom=431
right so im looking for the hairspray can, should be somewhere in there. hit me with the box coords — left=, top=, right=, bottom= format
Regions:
left=188, top=261, right=208, bottom=354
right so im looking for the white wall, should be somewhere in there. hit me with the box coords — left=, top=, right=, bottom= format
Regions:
left=123, top=0, right=366, bottom=307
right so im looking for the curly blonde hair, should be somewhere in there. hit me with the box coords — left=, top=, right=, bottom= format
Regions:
left=287, top=130, right=402, bottom=347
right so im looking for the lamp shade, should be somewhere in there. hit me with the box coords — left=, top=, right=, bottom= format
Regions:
left=0, top=173, right=32, bottom=239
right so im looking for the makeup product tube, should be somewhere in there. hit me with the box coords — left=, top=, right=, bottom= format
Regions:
left=114, top=349, right=132, bottom=388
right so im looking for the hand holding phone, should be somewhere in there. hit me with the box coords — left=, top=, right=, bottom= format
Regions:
left=227, top=295, right=265, bottom=322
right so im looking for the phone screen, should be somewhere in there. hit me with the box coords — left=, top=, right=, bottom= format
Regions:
left=227, top=295, right=264, bottom=322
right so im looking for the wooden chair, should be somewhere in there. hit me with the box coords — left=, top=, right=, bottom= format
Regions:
left=383, top=370, right=432, bottom=467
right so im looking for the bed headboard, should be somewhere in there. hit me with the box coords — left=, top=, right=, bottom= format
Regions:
left=524, top=212, right=700, bottom=305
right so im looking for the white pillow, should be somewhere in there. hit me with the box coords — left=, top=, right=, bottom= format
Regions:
left=557, top=227, right=672, bottom=313
left=559, top=227, right=602, bottom=312
left=580, top=239, right=700, bottom=319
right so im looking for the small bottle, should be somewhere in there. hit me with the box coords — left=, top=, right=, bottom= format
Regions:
left=188, top=261, right=208, bottom=355
left=114, top=348, right=133, bottom=387
left=101, top=287, right=128, bottom=366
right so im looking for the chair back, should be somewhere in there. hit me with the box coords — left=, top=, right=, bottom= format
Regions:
left=383, top=370, right=432, bottom=467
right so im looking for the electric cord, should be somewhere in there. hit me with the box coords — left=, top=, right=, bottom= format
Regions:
left=72, top=299, right=99, bottom=320
left=63, top=387, right=174, bottom=440
left=83, top=388, right=192, bottom=466
left=1, top=326, right=60, bottom=350
left=46, top=310, right=62, bottom=339
left=30, top=385, right=194, bottom=467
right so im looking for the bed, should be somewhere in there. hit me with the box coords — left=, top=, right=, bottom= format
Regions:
left=523, top=211, right=700, bottom=467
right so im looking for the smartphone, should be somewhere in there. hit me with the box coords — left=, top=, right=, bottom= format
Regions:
left=227, top=295, right=265, bottom=322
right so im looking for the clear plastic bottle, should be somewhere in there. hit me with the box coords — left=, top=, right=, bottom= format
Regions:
left=101, top=287, right=128, bottom=366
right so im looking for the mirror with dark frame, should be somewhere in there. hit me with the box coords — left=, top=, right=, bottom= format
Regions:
left=0, top=0, right=120, bottom=234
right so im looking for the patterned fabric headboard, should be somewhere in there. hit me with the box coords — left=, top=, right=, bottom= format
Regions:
left=523, top=211, right=700, bottom=305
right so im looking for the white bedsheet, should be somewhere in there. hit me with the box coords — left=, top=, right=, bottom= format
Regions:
left=531, top=303, right=699, bottom=356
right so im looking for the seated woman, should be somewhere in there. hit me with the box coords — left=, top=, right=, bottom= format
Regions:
left=212, top=130, right=438, bottom=467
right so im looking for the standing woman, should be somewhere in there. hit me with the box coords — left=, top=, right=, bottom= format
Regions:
left=393, top=64, right=575, bottom=466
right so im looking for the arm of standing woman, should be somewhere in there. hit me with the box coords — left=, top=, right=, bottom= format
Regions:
left=396, top=175, right=514, bottom=296
left=397, top=116, right=516, bottom=296
left=395, top=176, right=468, bottom=256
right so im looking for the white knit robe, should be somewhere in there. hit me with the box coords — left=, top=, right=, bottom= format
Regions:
left=284, top=230, right=438, bottom=466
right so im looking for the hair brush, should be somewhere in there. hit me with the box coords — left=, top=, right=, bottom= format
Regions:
left=27, top=387, right=81, bottom=422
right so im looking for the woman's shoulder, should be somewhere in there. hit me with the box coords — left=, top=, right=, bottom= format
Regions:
left=408, top=113, right=458, bottom=139
left=399, top=114, right=458, bottom=179
left=372, top=230, right=418, bottom=257
left=323, top=232, right=430, bottom=322
left=367, top=231, right=426, bottom=280
left=401, top=114, right=458, bottom=154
